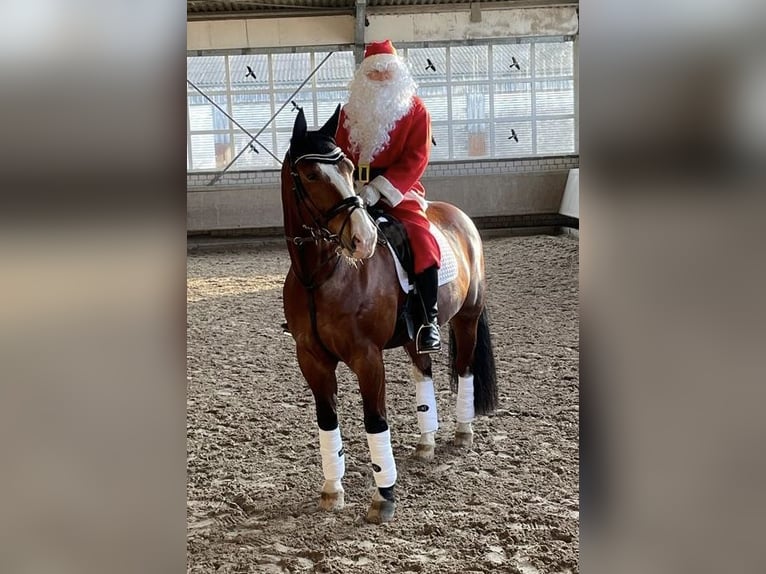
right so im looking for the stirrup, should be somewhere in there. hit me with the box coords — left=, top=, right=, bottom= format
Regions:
left=415, top=323, right=441, bottom=354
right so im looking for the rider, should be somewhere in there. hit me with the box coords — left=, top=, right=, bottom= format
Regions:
left=335, top=40, right=442, bottom=354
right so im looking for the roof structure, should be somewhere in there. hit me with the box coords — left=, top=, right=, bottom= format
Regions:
left=187, top=0, right=577, bottom=20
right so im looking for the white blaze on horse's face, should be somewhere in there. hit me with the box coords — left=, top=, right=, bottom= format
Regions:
left=318, top=162, right=377, bottom=260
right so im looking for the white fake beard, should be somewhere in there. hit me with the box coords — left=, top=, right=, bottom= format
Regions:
left=344, top=65, right=417, bottom=164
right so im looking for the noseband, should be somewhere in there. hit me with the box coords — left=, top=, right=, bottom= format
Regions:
left=287, top=149, right=365, bottom=250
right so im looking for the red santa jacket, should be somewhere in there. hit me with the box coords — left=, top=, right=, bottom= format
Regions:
left=335, top=96, right=432, bottom=211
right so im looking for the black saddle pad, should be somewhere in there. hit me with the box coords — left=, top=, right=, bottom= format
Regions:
left=371, top=208, right=415, bottom=280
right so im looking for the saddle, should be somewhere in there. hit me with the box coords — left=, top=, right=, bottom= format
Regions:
left=369, top=206, right=422, bottom=349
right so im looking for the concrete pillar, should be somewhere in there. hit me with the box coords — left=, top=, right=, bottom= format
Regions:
left=354, top=0, right=367, bottom=65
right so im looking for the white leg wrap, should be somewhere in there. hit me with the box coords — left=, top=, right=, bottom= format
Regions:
left=456, top=374, right=475, bottom=424
left=415, top=378, right=439, bottom=434
left=318, top=427, right=345, bottom=483
left=366, top=429, right=397, bottom=488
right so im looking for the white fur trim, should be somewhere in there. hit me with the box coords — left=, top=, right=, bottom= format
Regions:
left=415, top=378, right=439, bottom=434
left=318, top=427, right=345, bottom=483
left=366, top=429, right=397, bottom=488
left=456, top=374, right=475, bottom=424
left=370, top=175, right=404, bottom=207
left=360, top=184, right=381, bottom=207
left=361, top=53, right=400, bottom=72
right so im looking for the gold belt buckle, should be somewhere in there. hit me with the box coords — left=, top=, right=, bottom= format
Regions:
left=358, top=163, right=370, bottom=183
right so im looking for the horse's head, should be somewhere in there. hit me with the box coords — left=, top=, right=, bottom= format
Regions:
left=287, top=105, right=377, bottom=260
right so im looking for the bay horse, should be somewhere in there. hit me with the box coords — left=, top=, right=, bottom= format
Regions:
left=282, top=105, right=497, bottom=523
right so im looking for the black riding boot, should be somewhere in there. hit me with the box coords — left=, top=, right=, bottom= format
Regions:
left=414, top=265, right=441, bottom=354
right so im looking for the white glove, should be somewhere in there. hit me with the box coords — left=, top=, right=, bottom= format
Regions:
left=359, top=184, right=381, bottom=207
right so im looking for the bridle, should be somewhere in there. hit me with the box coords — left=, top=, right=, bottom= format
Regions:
left=286, top=148, right=365, bottom=252
left=283, top=142, right=386, bottom=358
left=284, top=146, right=371, bottom=357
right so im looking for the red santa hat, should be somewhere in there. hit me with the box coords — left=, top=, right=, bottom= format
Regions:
left=364, top=40, right=397, bottom=59
left=361, top=40, right=401, bottom=72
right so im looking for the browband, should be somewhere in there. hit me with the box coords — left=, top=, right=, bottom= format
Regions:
left=293, top=147, right=345, bottom=165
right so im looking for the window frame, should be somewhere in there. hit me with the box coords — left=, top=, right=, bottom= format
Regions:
left=186, top=36, right=577, bottom=172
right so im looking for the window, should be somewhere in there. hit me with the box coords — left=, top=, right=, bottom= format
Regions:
left=186, top=38, right=576, bottom=171
left=187, top=50, right=354, bottom=171
left=400, top=39, right=575, bottom=160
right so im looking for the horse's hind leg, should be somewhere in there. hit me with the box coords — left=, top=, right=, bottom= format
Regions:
left=448, top=313, right=480, bottom=448
left=296, top=347, right=345, bottom=511
left=405, top=344, right=439, bottom=461
left=449, top=308, right=499, bottom=448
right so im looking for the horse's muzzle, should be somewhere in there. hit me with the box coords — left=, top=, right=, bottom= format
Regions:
left=349, top=232, right=376, bottom=259
left=346, top=209, right=377, bottom=259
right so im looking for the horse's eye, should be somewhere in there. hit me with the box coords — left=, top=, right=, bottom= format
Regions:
left=305, top=173, right=318, bottom=182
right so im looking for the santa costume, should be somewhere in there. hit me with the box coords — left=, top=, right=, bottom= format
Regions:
left=335, top=40, right=442, bottom=353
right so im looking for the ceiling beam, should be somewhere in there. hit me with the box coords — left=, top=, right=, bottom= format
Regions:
left=186, top=1, right=579, bottom=22
left=367, top=1, right=577, bottom=16
left=187, top=8, right=350, bottom=21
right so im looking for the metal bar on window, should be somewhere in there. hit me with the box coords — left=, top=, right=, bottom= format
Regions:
left=446, top=45, right=454, bottom=160
left=311, top=52, right=319, bottom=133
left=573, top=36, right=579, bottom=154
left=268, top=52, right=277, bottom=170
left=225, top=55, right=235, bottom=170
left=529, top=42, right=537, bottom=155
left=187, top=97, right=194, bottom=170
left=488, top=43, right=495, bottom=158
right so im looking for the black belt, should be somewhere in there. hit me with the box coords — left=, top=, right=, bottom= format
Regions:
left=353, top=166, right=386, bottom=183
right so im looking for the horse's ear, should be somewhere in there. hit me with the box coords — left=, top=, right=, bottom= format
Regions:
left=318, top=103, right=341, bottom=138
left=292, top=107, right=307, bottom=141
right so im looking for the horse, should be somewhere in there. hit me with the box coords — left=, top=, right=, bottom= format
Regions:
left=281, top=104, right=498, bottom=523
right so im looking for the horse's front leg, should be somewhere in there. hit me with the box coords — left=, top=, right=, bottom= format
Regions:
left=349, top=346, right=397, bottom=524
left=296, top=346, right=344, bottom=511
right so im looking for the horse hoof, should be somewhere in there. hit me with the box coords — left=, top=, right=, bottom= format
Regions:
left=319, top=491, right=344, bottom=511
left=366, top=499, right=396, bottom=524
left=414, top=443, right=435, bottom=460
left=454, top=431, right=474, bottom=448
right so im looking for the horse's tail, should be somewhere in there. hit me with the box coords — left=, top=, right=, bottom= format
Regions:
left=449, top=307, right=498, bottom=416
